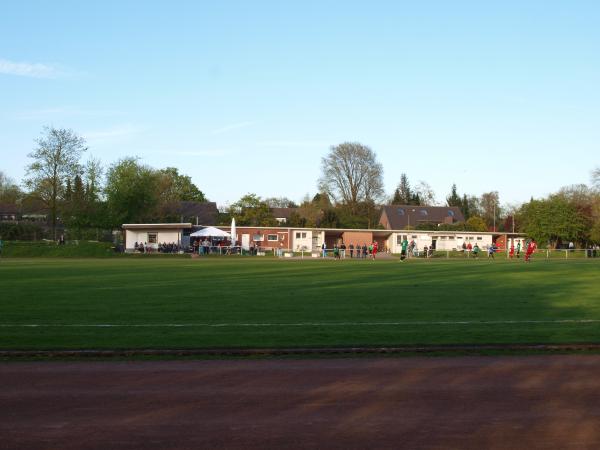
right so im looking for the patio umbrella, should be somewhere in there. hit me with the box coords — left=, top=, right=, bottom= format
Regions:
left=230, top=218, right=237, bottom=247
left=189, top=227, right=230, bottom=238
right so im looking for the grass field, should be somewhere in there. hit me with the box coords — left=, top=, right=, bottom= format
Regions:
left=1, top=257, right=600, bottom=350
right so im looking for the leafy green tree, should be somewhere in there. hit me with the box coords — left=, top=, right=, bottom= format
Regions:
left=446, top=184, right=461, bottom=207
left=105, top=158, right=160, bottom=226
left=318, top=208, right=340, bottom=228
left=392, top=174, right=412, bottom=204
left=157, top=167, right=206, bottom=202
left=288, top=211, right=307, bottom=228
left=517, top=197, right=589, bottom=247
left=230, top=193, right=276, bottom=226
left=391, top=174, right=422, bottom=205
left=0, top=172, right=22, bottom=205
left=465, top=216, right=488, bottom=232
left=84, top=157, right=104, bottom=202
left=25, top=127, right=87, bottom=238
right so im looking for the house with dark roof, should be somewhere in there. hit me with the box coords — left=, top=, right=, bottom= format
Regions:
left=379, top=205, right=464, bottom=230
left=270, top=207, right=299, bottom=225
left=0, top=203, right=19, bottom=222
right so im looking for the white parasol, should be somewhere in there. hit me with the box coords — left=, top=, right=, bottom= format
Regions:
left=189, top=226, right=230, bottom=238
left=230, top=218, right=237, bottom=247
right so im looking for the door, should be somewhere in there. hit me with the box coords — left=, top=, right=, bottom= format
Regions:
left=241, top=234, right=250, bottom=251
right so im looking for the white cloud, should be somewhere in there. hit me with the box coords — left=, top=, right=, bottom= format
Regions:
left=0, top=58, right=63, bottom=78
left=211, top=121, right=255, bottom=135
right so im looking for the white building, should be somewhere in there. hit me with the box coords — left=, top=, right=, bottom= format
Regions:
left=386, top=231, right=494, bottom=253
left=123, top=223, right=191, bottom=251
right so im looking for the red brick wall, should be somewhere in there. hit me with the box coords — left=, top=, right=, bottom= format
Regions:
left=379, top=211, right=391, bottom=229
left=341, top=231, right=373, bottom=248
left=232, top=227, right=290, bottom=249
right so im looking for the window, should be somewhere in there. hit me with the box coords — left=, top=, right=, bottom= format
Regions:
left=397, top=208, right=405, bottom=215
left=477, top=236, right=482, bottom=240
left=419, top=210, right=428, bottom=216
left=457, top=236, right=463, bottom=240
left=253, top=234, right=264, bottom=242
left=148, top=233, right=157, bottom=244
left=448, top=236, right=455, bottom=240
left=267, top=234, right=278, bottom=241
left=448, top=210, right=455, bottom=217
left=397, top=235, right=402, bottom=244
left=411, top=235, right=417, bottom=239
left=440, top=236, right=447, bottom=240
left=295, top=232, right=301, bottom=239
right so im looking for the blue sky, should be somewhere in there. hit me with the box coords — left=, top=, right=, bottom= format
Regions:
left=1, top=1, right=599, bottom=208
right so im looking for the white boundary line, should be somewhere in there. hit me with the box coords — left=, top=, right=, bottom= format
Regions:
left=1, top=319, right=600, bottom=328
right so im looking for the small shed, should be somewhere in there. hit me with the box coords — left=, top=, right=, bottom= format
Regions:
left=123, top=223, right=192, bottom=251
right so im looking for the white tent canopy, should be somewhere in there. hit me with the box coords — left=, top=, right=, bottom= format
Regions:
left=190, top=227, right=230, bottom=238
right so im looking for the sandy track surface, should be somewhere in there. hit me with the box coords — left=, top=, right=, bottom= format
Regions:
left=2, top=356, right=600, bottom=449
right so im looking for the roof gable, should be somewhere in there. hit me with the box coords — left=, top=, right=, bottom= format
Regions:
left=379, top=205, right=465, bottom=229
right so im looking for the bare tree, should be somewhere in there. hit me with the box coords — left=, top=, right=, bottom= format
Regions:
left=25, top=127, right=87, bottom=239
left=264, top=197, right=298, bottom=208
left=414, top=181, right=437, bottom=206
left=480, top=191, right=500, bottom=231
left=318, top=142, right=384, bottom=213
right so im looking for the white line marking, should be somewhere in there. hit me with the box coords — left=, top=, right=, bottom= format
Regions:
left=1, top=319, right=600, bottom=328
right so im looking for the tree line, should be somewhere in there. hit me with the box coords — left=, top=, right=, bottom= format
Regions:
left=1, top=128, right=599, bottom=247
left=1, top=127, right=207, bottom=240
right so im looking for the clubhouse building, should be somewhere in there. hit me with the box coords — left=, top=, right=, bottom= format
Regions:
left=123, top=205, right=526, bottom=253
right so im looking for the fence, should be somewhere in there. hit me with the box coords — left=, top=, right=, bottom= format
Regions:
left=403, top=248, right=600, bottom=260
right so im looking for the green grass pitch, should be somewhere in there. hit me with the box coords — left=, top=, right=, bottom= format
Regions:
left=1, top=257, right=600, bottom=350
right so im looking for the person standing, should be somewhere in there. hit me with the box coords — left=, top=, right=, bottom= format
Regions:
left=516, top=241, right=521, bottom=258
left=509, top=242, right=515, bottom=259
left=487, top=244, right=495, bottom=259
left=466, top=242, right=472, bottom=257
left=362, top=243, right=367, bottom=259
left=525, top=239, right=537, bottom=262
left=349, top=243, right=354, bottom=258
left=322, top=242, right=326, bottom=258
left=472, top=243, right=480, bottom=259
left=340, top=242, right=346, bottom=259
left=400, top=237, right=408, bottom=261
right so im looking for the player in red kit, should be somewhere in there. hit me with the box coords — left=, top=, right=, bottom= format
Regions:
left=525, top=239, right=537, bottom=262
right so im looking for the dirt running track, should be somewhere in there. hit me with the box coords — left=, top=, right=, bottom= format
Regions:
left=2, top=356, right=600, bottom=450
